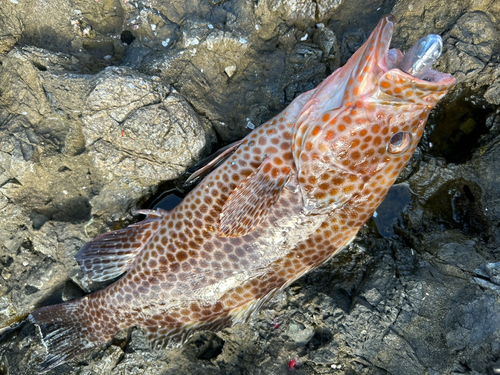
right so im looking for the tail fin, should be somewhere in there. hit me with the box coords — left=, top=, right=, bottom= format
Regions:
left=29, top=301, right=97, bottom=373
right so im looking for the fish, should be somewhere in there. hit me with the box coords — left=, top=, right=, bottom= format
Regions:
left=29, top=15, right=456, bottom=372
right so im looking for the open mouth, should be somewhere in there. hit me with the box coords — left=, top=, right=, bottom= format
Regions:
left=387, top=34, right=443, bottom=79
left=382, top=28, right=455, bottom=88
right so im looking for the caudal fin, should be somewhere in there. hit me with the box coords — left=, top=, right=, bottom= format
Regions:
left=29, top=301, right=97, bottom=372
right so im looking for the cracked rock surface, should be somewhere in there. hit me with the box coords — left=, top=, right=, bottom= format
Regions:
left=1, top=0, right=500, bottom=374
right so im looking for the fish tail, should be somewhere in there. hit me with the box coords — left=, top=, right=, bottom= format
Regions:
left=29, top=299, right=102, bottom=373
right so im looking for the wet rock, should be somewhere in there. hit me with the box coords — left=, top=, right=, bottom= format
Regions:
left=476, top=262, right=500, bottom=286
left=0, top=44, right=214, bottom=348
left=484, top=80, right=500, bottom=106
left=313, top=22, right=340, bottom=69
left=449, top=12, right=498, bottom=63
left=124, top=8, right=179, bottom=51
left=137, top=8, right=336, bottom=142
left=442, top=12, right=498, bottom=83
left=467, top=136, right=500, bottom=235
left=286, top=320, right=315, bottom=347
left=82, top=66, right=213, bottom=216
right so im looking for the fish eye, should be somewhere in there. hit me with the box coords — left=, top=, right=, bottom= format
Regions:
left=387, top=132, right=412, bottom=155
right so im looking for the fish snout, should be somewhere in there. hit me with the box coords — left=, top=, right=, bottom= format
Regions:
left=379, top=34, right=456, bottom=103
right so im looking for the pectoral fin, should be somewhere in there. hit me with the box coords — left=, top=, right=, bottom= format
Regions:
left=219, top=158, right=290, bottom=237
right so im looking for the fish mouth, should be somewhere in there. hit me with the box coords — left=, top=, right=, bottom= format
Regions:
left=375, top=15, right=455, bottom=90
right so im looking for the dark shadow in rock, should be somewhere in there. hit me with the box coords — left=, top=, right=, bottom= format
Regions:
left=140, top=176, right=196, bottom=213
left=120, top=30, right=135, bottom=45
left=83, top=40, right=115, bottom=61
left=37, top=288, right=64, bottom=308
left=52, top=196, right=91, bottom=222
left=21, top=238, right=34, bottom=252
left=18, top=26, right=73, bottom=54
left=62, top=280, right=86, bottom=302
left=422, top=179, right=489, bottom=239
left=329, top=288, right=352, bottom=314
left=24, top=285, right=39, bottom=296
left=306, top=328, right=332, bottom=351
left=0, top=255, right=14, bottom=268
left=32, top=61, right=47, bottom=71
left=58, top=166, right=72, bottom=173
left=35, top=119, right=71, bottom=153
left=1, top=177, right=22, bottom=188
left=30, top=212, right=49, bottom=230
left=148, top=188, right=184, bottom=211
left=429, top=85, right=492, bottom=164
left=373, top=184, right=412, bottom=239
left=194, top=332, right=224, bottom=360
left=33, top=196, right=92, bottom=225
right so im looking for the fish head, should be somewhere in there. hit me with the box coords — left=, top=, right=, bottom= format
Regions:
left=293, top=15, right=456, bottom=215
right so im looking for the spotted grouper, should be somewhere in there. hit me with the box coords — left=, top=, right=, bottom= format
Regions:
left=30, top=15, right=456, bottom=371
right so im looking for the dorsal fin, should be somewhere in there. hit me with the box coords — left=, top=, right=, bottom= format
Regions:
left=75, top=209, right=167, bottom=281
left=184, top=140, right=243, bottom=185
left=219, top=157, right=290, bottom=237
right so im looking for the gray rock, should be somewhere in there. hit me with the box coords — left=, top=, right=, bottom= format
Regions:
left=81, top=66, right=214, bottom=217
left=0, top=42, right=214, bottom=355
left=441, top=12, right=499, bottom=83
left=286, top=320, right=315, bottom=346
left=484, top=79, right=500, bottom=105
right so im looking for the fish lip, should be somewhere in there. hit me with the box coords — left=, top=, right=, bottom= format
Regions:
left=401, top=67, right=456, bottom=87
left=385, top=60, right=456, bottom=88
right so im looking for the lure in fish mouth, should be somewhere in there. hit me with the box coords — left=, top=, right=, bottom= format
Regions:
left=29, top=15, right=455, bottom=373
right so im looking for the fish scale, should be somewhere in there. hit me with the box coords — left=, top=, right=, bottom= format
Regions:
left=30, top=15, right=455, bottom=372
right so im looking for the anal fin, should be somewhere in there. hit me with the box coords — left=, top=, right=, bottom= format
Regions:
left=219, top=158, right=290, bottom=237
left=142, top=316, right=233, bottom=350
left=76, top=209, right=167, bottom=281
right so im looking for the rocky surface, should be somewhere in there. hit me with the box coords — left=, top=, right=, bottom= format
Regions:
left=1, top=0, right=500, bottom=374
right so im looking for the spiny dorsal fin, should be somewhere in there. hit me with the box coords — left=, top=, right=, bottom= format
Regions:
left=76, top=209, right=167, bottom=281
left=219, top=158, right=290, bottom=237
left=184, top=140, right=243, bottom=185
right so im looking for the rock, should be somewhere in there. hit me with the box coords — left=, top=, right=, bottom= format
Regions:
left=224, top=65, right=237, bottom=78
left=449, top=12, right=498, bottom=63
left=0, top=45, right=214, bottom=348
left=313, top=22, right=340, bottom=69
left=90, top=345, right=125, bottom=373
left=286, top=320, right=315, bottom=346
left=442, top=12, right=498, bottom=83
left=484, top=79, right=500, bottom=106
left=82, top=66, right=213, bottom=216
